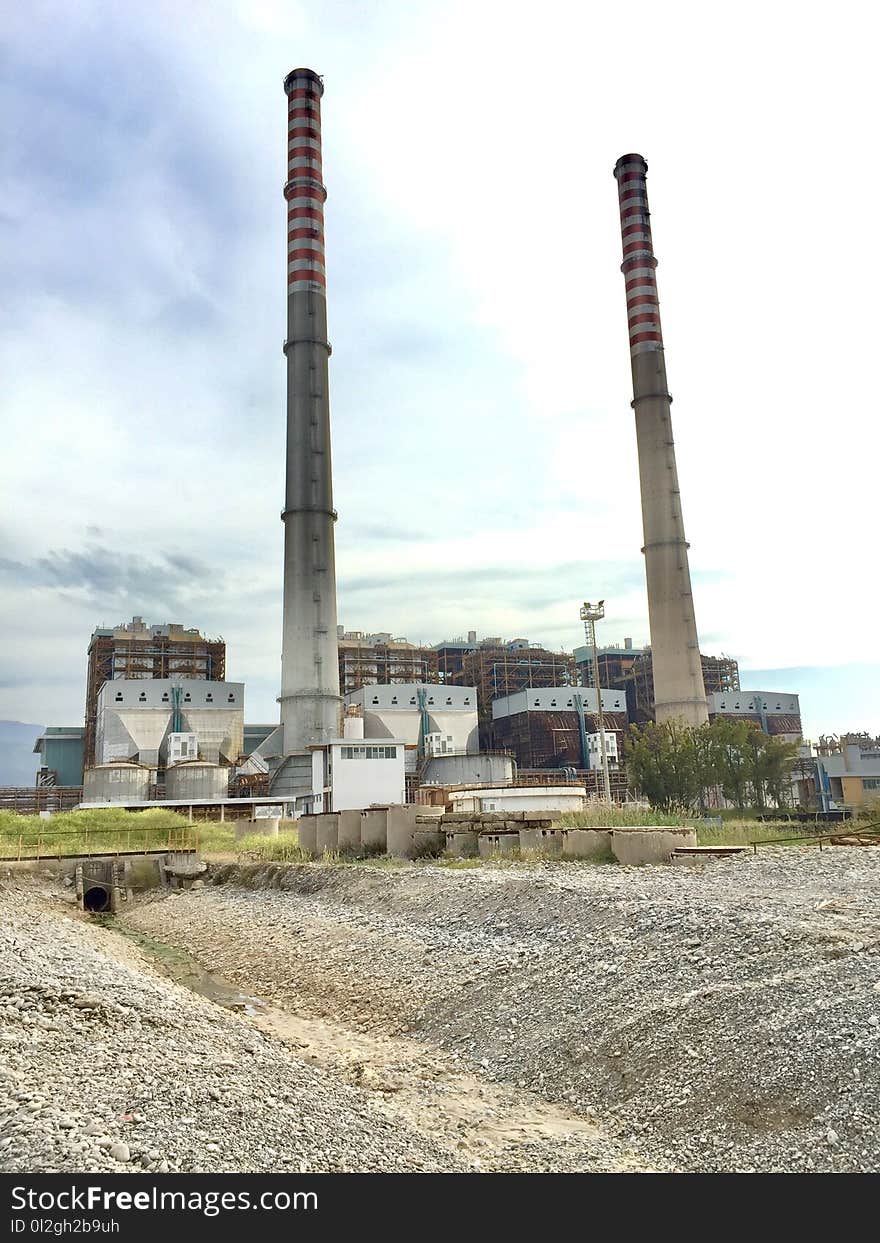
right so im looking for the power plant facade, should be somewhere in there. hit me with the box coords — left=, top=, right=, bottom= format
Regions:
left=613, top=154, right=708, bottom=727
left=271, top=66, right=342, bottom=796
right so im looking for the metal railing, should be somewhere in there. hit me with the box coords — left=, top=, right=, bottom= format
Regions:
left=0, top=823, right=200, bottom=862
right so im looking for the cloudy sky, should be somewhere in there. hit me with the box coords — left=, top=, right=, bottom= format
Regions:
left=2, top=0, right=877, bottom=743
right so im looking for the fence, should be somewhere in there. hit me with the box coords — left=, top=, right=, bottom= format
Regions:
left=0, top=823, right=200, bottom=862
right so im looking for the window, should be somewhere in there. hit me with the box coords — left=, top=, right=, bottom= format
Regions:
left=341, top=745, right=398, bottom=760
left=206, top=694, right=213, bottom=702
left=138, top=693, right=147, bottom=702
left=227, top=693, right=235, bottom=702
left=864, top=779, right=880, bottom=790
left=115, top=694, right=123, bottom=702
left=184, top=694, right=191, bottom=702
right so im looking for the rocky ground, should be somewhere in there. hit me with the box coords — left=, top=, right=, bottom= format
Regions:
left=3, top=846, right=879, bottom=1173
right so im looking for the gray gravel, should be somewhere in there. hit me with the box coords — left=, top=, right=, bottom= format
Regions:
left=6, top=846, right=880, bottom=1173
left=0, top=877, right=468, bottom=1173
left=126, top=848, right=880, bottom=1173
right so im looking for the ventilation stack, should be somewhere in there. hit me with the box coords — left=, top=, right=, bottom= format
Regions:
left=613, top=154, right=708, bottom=727
left=271, top=68, right=342, bottom=793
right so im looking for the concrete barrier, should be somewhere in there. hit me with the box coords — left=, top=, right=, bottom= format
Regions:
left=518, top=827, right=565, bottom=856
left=411, top=828, right=444, bottom=858
left=234, top=818, right=280, bottom=842
left=562, top=828, right=612, bottom=859
left=478, top=833, right=519, bottom=859
left=296, top=814, right=318, bottom=858
left=337, top=809, right=361, bottom=852
left=360, top=808, right=387, bottom=853
left=610, top=826, right=698, bottom=866
left=316, top=813, right=339, bottom=854
left=445, top=830, right=479, bottom=858
left=386, top=805, right=420, bottom=858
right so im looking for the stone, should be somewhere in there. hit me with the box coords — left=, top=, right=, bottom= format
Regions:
left=108, top=1141, right=130, bottom=1162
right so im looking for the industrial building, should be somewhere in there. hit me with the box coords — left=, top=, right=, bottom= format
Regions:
left=33, top=727, right=85, bottom=788
left=707, top=691, right=802, bottom=741
left=344, top=683, right=479, bottom=753
left=579, top=647, right=740, bottom=723
left=337, top=629, right=440, bottom=695
left=794, top=735, right=880, bottom=811
left=491, top=687, right=628, bottom=773
left=435, top=635, right=577, bottom=750
left=94, top=678, right=244, bottom=767
left=84, top=617, right=225, bottom=767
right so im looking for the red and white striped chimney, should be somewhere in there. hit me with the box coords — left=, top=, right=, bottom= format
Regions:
left=613, top=154, right=708, bottom=727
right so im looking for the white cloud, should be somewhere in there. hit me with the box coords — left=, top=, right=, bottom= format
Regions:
left=1, top=0, right=878, bottom=735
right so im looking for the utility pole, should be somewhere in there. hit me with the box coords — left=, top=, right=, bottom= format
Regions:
left=580, top=601, right=613, bottom=804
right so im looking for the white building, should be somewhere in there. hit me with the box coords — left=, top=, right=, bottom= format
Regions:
left=95, top=678, right=244, bottom=768
left=345, top=683, right=479, bottom=753
left=326, top=737, right=406, bottom=811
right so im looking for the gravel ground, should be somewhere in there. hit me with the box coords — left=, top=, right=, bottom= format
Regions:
left=122, top=848, right=880, bottom=1173
left=4, top=847, right=879, bottom=1173
left=0, top=877, right=472, bottom=1173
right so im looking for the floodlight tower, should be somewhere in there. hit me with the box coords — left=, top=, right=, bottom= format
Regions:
left=580, top=600, right=613, bottom=804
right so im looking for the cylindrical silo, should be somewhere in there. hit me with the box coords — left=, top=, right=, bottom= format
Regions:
left=83, top=763, right=151, bottom=804
left=165, top=761, right=229, bottom=801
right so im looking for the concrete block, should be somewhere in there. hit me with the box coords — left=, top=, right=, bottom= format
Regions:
left=234, top=818, right=280, bottom=842
left=337, top=809, right=361, bottom=852
left=518, top=827, right=565, bottom=856
left=563, top=828, right=612, bottom=859
left=442, top=812, right=474, bottom=825
left=478, top=833, right=520, bottom=859
left=360, top=808, right=388, bottom=852
left=386, top=804, right=420, bottom=858
left=610, top=826, right=698, bottom=866
left=316, top=813, right=339, bottom=854
left=412, top=828, right=444, bottom=857
left=296, top=815, right=318, bottom=857
left=444, top=830, right=478, bottom=858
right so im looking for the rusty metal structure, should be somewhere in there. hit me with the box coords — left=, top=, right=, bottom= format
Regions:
left=337, top=632, right=440, bottom=696
left=490, top=708, right=628, bottom=771
left=619, top=650, right=740, bottom=722
left=83, top=618, right=225, bottom=768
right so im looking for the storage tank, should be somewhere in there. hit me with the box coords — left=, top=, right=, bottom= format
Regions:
left=83, top=762, right=151, bottom=804
left=165, top=760, right=229, bottom=801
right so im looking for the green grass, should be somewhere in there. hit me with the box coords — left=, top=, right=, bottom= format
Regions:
left=556, top=806, right=685, bottom=828
left=0, top=808, right=195, bottom=859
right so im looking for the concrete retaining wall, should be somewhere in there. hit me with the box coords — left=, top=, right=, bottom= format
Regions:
left=610, top=826, right=698, bottom=866
left=297, top=814, right=318, bottom=858
left=563, top=829, right=612, bottom=859
left=445, top=830, right=478, bottom=858
left=518, top=827, right=565, bottom=856
left=316, top=813, right=339, bottom=854
left=360, top=808, right=387, bottom=852
left=478, top=833, right=520, bottom=858
left=234, top=818, right=280, bottom=842
left=337, top=810, right=361, bottom=852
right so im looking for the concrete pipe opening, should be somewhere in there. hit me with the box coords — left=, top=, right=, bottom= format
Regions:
left=83, top=884, right=111, bottom=913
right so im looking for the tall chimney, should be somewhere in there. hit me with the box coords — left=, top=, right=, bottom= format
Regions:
left=278, top=68, right=342, bottom=761
left=613, top=154, right=708, bottom=727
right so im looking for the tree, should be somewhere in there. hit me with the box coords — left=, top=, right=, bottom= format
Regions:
left=626, top=716, right=800, bottom=812
left=625, top=719, right=703, bottom=813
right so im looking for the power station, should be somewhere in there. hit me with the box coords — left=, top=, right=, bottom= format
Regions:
left=21, top=84, right=813, bottom=818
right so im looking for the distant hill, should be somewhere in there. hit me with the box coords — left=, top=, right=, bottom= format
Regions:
left=0, top=720, right=44, bottom=786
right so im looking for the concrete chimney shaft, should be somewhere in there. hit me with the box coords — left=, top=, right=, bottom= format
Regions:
left=278, top=68, right=342, bottom=755
left=613, top=154, right=708, bottom=726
